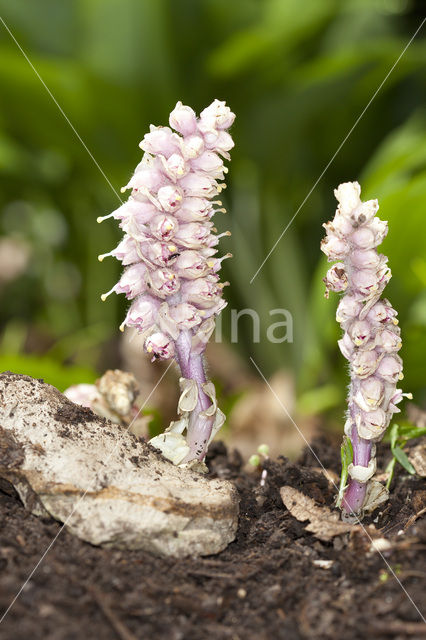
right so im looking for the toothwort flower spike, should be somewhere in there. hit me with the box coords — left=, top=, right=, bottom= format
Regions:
left=99, top=100, right=235, bottom=466
left=321, top=182, right=411, bottom=518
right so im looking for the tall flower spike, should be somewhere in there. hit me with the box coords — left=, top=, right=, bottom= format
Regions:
left=99, top=100, right=235, bottom=468
left=321, top=182, right=411, bottom=519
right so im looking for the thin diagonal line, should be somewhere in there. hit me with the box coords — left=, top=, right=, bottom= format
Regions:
left=0, top=360, right=174, bottom=624
left=0, top=16, right=123, bottom=205
left=250, top=17, right=426, bottom=284
left=250, top=356, right=426, bottom=624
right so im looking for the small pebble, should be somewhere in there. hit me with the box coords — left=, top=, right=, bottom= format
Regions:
left=370, top=538, right=392, bottom=553
left=313, top=559, right=333, bottom=569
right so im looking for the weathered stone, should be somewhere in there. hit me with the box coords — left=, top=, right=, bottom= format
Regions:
left=0, top=372, right=239, bottom=557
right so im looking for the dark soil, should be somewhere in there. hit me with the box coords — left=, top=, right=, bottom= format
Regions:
left=0, top=439, right=424, bottom=640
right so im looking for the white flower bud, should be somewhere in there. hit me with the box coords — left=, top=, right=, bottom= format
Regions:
left=334, top=181, right=361, bottom=215
left=199, top=99, right=235, bottom=131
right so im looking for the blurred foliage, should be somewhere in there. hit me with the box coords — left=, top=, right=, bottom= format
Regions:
left=0, top=0, right=425, bottom=424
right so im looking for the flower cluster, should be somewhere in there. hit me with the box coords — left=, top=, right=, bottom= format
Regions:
left=98, top=100, right=234, bottom=465
left=322, top=182, right=411, bottom=517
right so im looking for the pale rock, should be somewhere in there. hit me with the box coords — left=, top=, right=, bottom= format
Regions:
left=0, top=372, right=239, bottom=558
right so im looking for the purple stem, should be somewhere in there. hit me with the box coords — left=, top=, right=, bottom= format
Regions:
left=175, top=330, right=214, bottom=461
left=342, top=424, right=372, bottom=516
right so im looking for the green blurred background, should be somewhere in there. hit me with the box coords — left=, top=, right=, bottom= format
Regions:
left=0, top=0, right=425, bottom=430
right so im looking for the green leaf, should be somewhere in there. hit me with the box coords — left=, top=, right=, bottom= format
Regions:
left=343, top=436, right=353, bottom=466
left=337, top=436, right=353, bottom=508
left=396, top=425, right=426, bottom=442
left=385, top=422, right=426, bottom=446
left=208, top=0, right=337, bottom=78
left=145, top=408, right=164, bottom=439
left=389, top=423, right=400, bottom=450
left=0, top=353, right=96, bottom=392
left=391, top=446, right=416, bottom=475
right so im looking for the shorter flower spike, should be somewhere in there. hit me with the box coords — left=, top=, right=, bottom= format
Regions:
left=99, top=100, right=235, bottom=467
left=321, top=181, right=409, bottom=519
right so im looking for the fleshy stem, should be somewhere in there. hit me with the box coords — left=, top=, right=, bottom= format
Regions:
left=341, top=426, right=372, bottom=514
left=175, top=330, right=214, bottom=461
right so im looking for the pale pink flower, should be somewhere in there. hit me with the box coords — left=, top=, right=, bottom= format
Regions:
left=376, top=355, right=403, bottom=383
left=103, top=263, right=147, bottom=300
left=375, top=328, right=402, bottom=352
left=320, top=235, right=349, bottom=260
left=140, top=126, right=179, bottom=157
left=175, top=250, right=209, bottom=278
left=144, top=331, right=176, bottom=361
left=123, top=295, right=160, bottom=332
left=354, top=377, right=384, bottom=411
left=149, top=214, right=179, bottom=241
left=169, top=102, right=198, bottom=136
left=147, top=268, right=180, bottom=298
left=336, top=295, right=362, bottom=323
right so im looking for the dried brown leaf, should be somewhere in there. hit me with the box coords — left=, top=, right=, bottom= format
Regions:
left=280, top=486, right=354, bottom=542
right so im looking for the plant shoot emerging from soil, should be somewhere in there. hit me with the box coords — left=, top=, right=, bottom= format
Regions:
left=321, top=182, right=411, bottom=519
left=98, top=100, right=235, bottom=467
